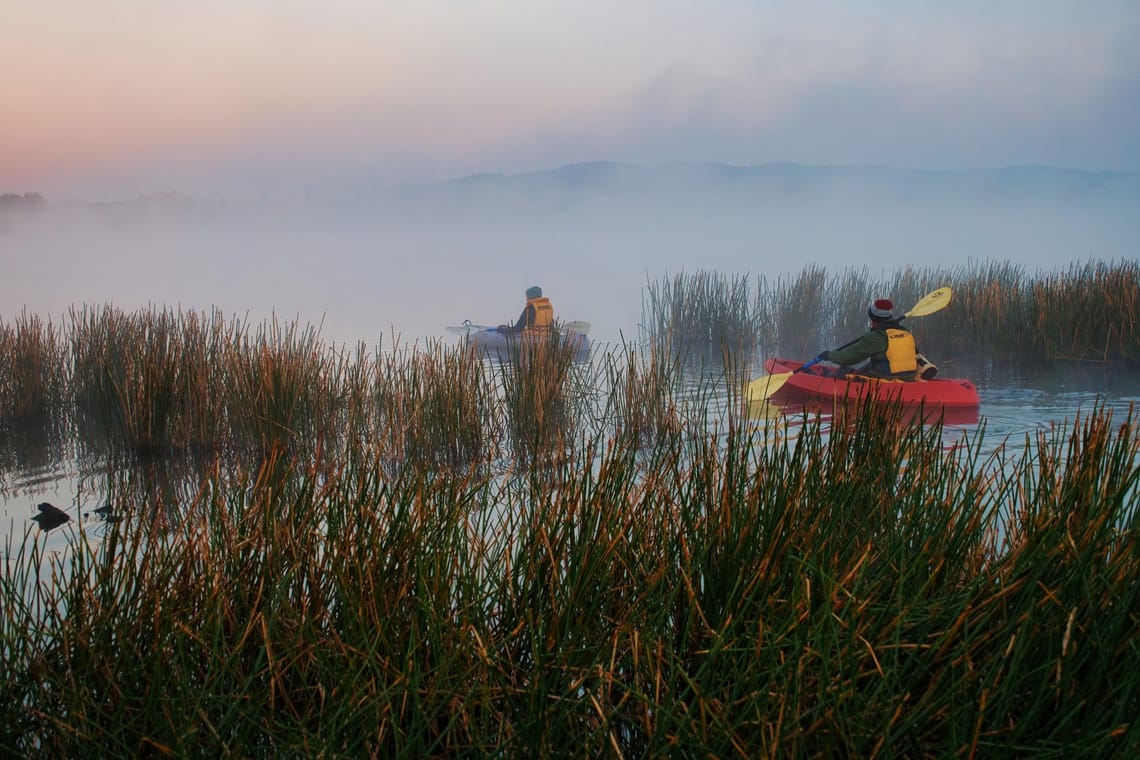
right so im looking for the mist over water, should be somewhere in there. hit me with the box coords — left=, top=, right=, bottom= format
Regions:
left=3, top=164, right=1138, bottom=346
left=3, top=166, right=1139, bottom=552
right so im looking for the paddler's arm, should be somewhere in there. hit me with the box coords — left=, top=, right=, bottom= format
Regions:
left=499, top=304, right=533, bottom=333
left=515, top=304, right=535, bottom=330
left=822, top=331, right=887, bottom=367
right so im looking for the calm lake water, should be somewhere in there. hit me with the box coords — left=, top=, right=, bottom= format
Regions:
left=2, top=340, right=1137, bottom=565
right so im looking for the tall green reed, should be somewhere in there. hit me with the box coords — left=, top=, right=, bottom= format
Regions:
left=496, top=329, right=592, bottom=464
left=223, top=318, right=333, bottom=457
left=69, top=305, right=187, bottom=455
left=3, top=396, right=1138, bottom=755
left=641, top=270, right=759, bottom=362
left=750, top=259, right=1139, bottom=366
left=599, top=342, right=685, bottom=449
left=370, top=338, right=502, bottom=471
left=0, top=311, right=67, bottom=425
left=0, top=312, right=69, bottom=481
left=173, top=308, right=244, bottom=453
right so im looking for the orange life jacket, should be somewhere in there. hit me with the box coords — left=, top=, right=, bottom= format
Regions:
left=526, top=296, right=554, bottom=329
left=870, top=327, right=918, bottom=377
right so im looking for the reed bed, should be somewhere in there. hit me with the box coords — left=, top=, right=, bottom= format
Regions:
left=641, top=270, right=760, bottom=363
left=223, top=318, right=337, bottom=458
left=758, top=260, right=1140, bottom=366
left=4, top=305, right=614, bottom=480
left=881, top=259, right=1140, bottom=365
left=0, top=312, right=69, bottom=484
left=68, top=305, right=247, bottom=457
left=174, top=308, right=244, bottom=453
left=1029, top=260, right=1140, bottom=363
left=369, top=337, right=502, bottom=472
left=599, top=342, right=686, bottom=449
left=66, top=307, right=346, bottom=460
left=495, top=329, right=596, bottom=464
left=645, top=260, right=1139, bottom=368
left=69, top=304, right=186, bottom=455
left=0, top=311, right=68, bottom=426
left=2, top=391, right=1137, bottom=756
left=4, top=253, right=1133, bottom=468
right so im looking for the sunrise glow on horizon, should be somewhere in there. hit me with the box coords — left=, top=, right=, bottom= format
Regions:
left=4, top=1, right=1139, bottom=200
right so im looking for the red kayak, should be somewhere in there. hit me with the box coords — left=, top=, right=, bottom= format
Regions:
left=763, top=358, right=980, bottom=408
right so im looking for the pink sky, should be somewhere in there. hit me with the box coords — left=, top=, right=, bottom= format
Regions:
left=5, top=2, right=1139, bottom=200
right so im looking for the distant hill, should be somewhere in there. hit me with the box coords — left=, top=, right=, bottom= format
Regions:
left=442, top=161, right=1140, bottom=195
left=5, top=162, right=1139, bottom=222
left=373, top=161, right=1140, bottom=218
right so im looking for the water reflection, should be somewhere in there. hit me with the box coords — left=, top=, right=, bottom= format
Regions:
left=0, top=355, right=1137, bottom=552
left=750, top=397, right=981, bottom=428
left=0, top=419, right=68, bottom=496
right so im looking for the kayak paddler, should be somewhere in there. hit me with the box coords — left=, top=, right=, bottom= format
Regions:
left=814, top=298, right=934, bottom=380
left=498, top=286, right=554, bottom=334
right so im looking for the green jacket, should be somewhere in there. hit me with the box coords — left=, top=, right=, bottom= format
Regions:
left=826, top=330, right=888, bottom=368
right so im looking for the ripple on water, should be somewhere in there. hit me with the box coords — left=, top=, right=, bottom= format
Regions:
left=0, top=365, right=1137, bottom=551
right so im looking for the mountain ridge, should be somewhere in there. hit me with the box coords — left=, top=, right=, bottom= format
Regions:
left=5, top=161, right=1139, bottom=217
left=437, top=160, right=1140, bottom=191
left=378, top=160, right=1140, bottom=217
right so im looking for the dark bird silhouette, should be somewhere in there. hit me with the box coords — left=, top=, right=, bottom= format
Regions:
left=83, top=503, right=113, bottom=518
left=31, top=502, right=71, bottom=531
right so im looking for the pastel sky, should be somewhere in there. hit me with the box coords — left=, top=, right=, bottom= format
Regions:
left=5, top=1, right=1139, bottom=200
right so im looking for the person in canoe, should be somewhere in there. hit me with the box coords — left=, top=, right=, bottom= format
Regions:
left=816, top=298, right=935, bottom=380
left=497, top=286, right=554, bottom=333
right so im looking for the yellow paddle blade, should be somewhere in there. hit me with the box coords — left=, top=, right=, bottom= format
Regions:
left=747, top=397, right=784, bottom=420
left=905, top=287, right=952, bottom=318
left=746, top=371, right=795, bottom=403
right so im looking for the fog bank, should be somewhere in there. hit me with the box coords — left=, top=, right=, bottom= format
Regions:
left=3, top=163, right=1137, bottom=344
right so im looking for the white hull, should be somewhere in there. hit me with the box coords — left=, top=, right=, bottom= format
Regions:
left=447, top=322, right=591, bottom=360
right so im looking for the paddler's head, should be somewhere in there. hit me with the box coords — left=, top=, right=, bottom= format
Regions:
left=868, top=298, right=894, bottom=325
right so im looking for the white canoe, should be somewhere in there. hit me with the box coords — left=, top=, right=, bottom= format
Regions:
left=447, top=321, right=591, bottom=360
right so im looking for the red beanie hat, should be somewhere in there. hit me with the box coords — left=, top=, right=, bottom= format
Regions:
left=868, top=298, right=894, bottom=320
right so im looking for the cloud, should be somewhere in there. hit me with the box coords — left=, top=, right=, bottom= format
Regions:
left=5, top=1, right=1139, bottom=199
left=558, top=4, right=1140, bottom=170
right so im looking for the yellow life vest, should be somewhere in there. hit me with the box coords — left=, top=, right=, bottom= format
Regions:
left=881, top=327, right=918, bottom=375
left=526, top=296, right=554, bottom=329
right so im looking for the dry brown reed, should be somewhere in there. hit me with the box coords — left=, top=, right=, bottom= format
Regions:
left=370, top=338, right=501, bottom=471
left=0, top=312, right=70, bottom=485
left=0, top=311, right=67, bottom=425
left=641, top=270, right=760, bottom=362
left=223, top=317, right=335, bottom=457
left=69, top=305, right=189, bottom=454
left=2, top=364, right=1138, bottom=756
left=602, top=343, right=685, bottom=449
left=751, top=259, right=1140, bottom=367
left=496, top=329, right=588, bottom=464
